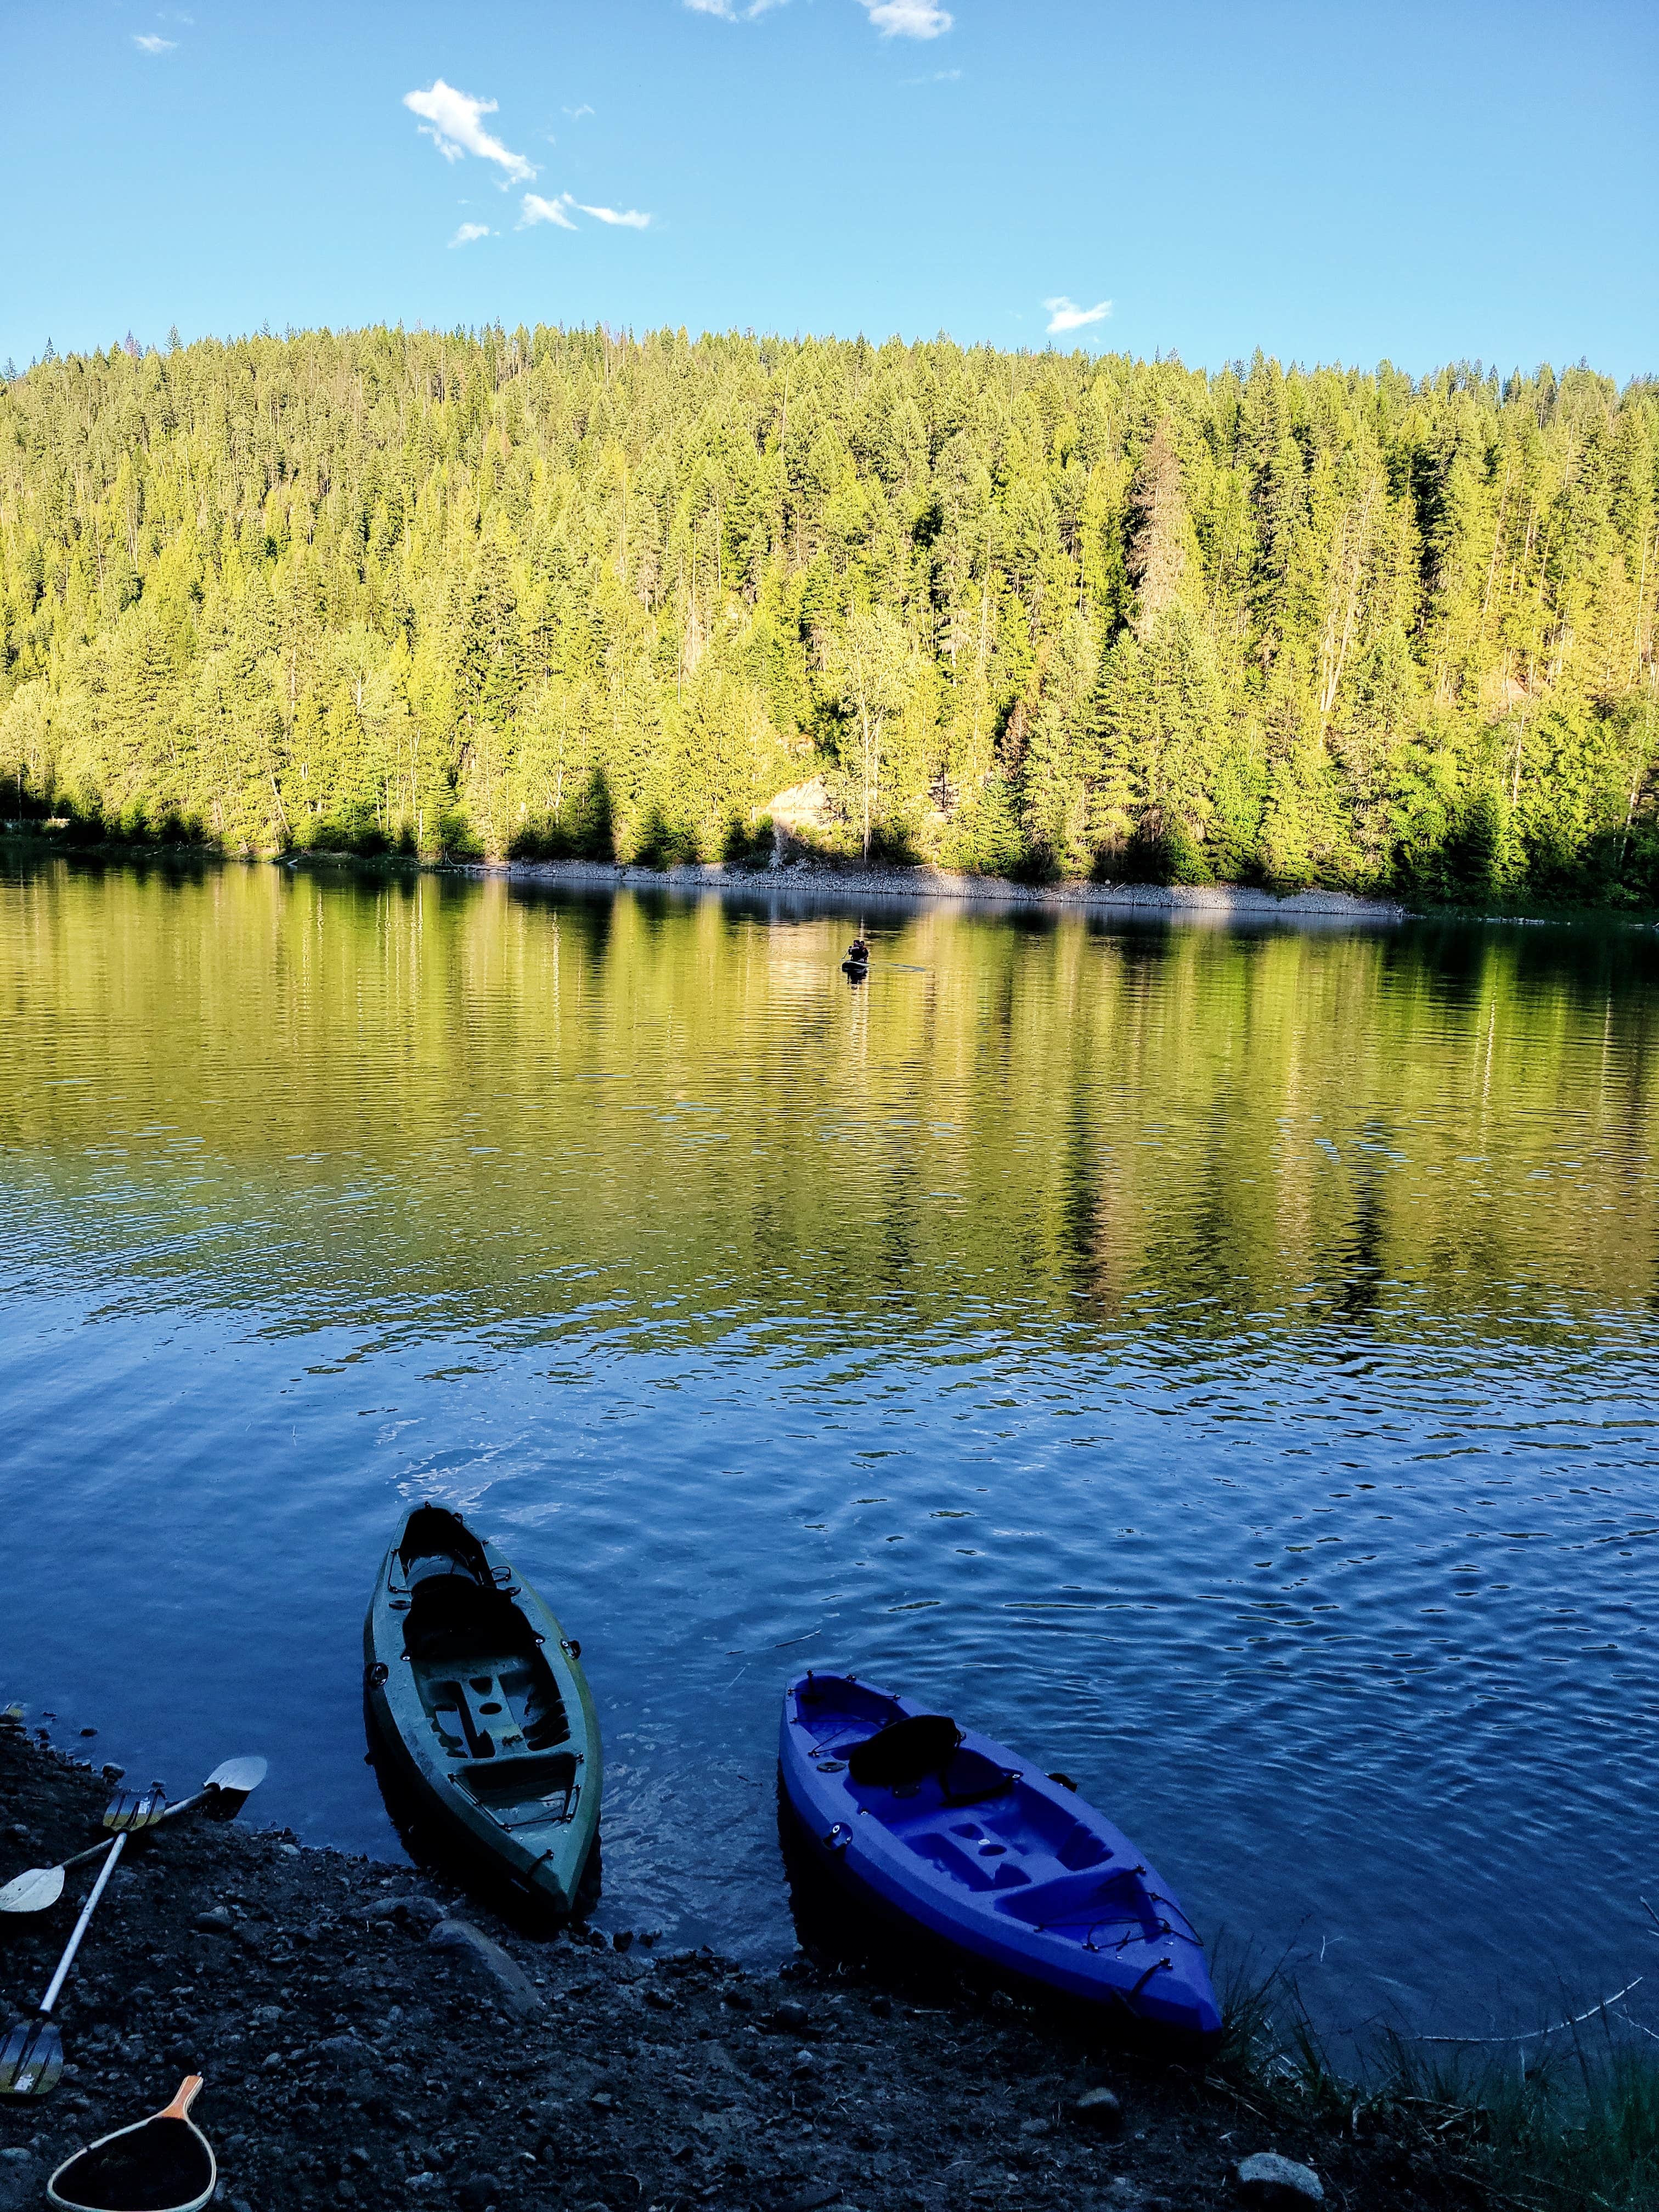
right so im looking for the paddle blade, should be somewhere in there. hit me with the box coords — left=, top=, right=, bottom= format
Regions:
left=0, top=2016, right=64, bottom=2096
left=203, top=1756, right=266, bottom=1798
left=103, top=1785, right=167, bottom=1835
left=0, top=1864, right=65, bottom=1916
left=200, top=1755, right=265, bottom=1824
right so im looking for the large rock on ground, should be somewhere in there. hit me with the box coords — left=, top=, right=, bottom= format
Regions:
left=1235, top=2151, right=1324, bottom=2204
left=1071, top=2085, right=1124, bottom=2134
left=0, top=2150, right=42, bottom=2212
left=428, top=1917, right=541, bottom=2018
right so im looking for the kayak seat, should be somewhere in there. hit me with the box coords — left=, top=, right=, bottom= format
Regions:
left=845, top=1718, right=1015, bottom=1807
left=993, top=1865, right=1153, bottom=1931
left=459, top=1750, right=579, bottom=1827
left=847, top=1714, right=961, bottom=1787
left=404, top=1571, right=539, bottom=1664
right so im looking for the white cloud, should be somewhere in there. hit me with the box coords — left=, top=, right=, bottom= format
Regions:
left=860, top=0, right=952, bottom=36
left=1044, top=295, right=1112, bottom=335
left=520, top=191, right=579, bottom=230
left=449, top=222, right=492, bottom=247
left=575, top=201, right=651, bottom=229
left=403, top=81, right=536, bottom=185
left=518, top=193, right=650, bottom=232
left=132, top=33, right=177, bottom=52
left=563, top=103, right=595, bottom=119
left=684, top=0, right=789, bottom=18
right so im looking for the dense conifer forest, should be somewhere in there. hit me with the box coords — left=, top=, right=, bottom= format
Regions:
left=1, top=324, right=1656, bottom=902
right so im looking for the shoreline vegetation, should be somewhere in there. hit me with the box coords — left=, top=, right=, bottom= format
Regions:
left=5, top=1728, right=1656, bottom=2212
left=1, top=328, right=1656, bottom=916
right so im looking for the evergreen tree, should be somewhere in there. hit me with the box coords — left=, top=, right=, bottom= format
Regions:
left=0, top=325, right=1651, bottom=904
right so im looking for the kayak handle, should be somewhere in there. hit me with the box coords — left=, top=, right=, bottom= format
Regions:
left=1127, top=1958, right=1173, bottom=2004
left=823, top=1824, right=851, bottom=1853
left=561, top=1639, right=582, bottom=1660
left=364, top=1662, right=388, bottom=1688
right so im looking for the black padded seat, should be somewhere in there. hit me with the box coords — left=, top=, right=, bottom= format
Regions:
left=848, top=1713, right=962, bottom=1787
left=404, top=1572, right=537, bottom=1663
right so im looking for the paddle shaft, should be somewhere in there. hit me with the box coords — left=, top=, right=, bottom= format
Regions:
left=40, top=1833, right=125, bottom=2016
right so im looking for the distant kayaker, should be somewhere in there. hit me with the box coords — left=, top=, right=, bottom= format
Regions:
left=847, top=936, right=869, bottom=965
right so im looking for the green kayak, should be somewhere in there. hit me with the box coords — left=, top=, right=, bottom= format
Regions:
left=363, top=1502, right=601, bottom=1919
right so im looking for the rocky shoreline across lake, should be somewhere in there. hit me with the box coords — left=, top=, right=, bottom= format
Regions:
left=0, top=1730, right=1493, bottom=2212
left=433, top=855, right=1410, bottom=927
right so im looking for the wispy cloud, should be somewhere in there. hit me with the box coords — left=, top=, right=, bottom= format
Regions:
left=563, top=103, right=595, bottom=119
left=860, top=0, right=952, bottom=36
left=403, top=81, right=536, bottom=185
left=904, top=66, right=961, bottom=81
left=132, top=33, right=177, bottom=53
left=1044, top=295, right=1112, bottom=335
left=684, top=0, right=789, bottom=19
left=520, top=192, right=579, bottom=231
left=575, top=201, right=651, bottom=229
left=518, top=191, right=652, bottom=233
left=450, top=222, right=492, bottom=247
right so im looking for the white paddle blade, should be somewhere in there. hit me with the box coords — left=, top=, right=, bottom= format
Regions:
left=205, top=1756, right=266, bottom=1796
left=0, top=1865, right=65, bottom=1915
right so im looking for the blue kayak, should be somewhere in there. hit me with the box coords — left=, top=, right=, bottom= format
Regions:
left=779, top=1671, right=1220, bottom=2042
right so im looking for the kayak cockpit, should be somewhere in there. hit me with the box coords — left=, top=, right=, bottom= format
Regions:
left=387, top=1508, right=578, bottom=1822
left=788, top=1672, right=1182, bottom=1943
left=418, top=1658, right=571, bottom=1759
left=458, top=1749, right=580, bottom=1826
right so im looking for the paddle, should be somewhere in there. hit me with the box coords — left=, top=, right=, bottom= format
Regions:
left=48, top=2074, right=217, bottom=2212
left=0, top=1758, right=267, bottom=1916
left=0, top=1829, right=129, bottom=2096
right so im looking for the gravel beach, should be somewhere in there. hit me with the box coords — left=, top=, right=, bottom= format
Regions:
left=0, top=1726, right=1486, bottom=2212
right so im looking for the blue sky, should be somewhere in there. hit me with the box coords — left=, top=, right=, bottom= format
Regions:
left=3, top=0, right=1655, bottom=380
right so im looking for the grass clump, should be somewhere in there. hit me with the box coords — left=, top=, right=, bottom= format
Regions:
left=1213, top=1953, right=1659, bottom=2211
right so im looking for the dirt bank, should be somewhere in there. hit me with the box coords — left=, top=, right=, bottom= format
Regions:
left=0, top=1729, right=1496, bottom=2212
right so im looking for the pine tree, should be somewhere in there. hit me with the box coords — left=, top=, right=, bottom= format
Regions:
left=0, top=325, right=1651, bottom=903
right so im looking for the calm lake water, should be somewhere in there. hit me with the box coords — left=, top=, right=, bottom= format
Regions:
left=2, top=855, right=1657, bottom=2045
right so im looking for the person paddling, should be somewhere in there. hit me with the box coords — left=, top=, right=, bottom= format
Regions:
left=846, top=935, right=869, bottom=965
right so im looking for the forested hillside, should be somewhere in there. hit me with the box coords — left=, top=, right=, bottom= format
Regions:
left=1, top=325, right=1656, bottom=901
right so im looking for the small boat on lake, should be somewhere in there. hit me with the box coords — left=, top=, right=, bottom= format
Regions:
left=779, top=1671, right=1220, bottom=2042
left=842, top=933, right=871, bottom=979
left=364, top=1503, right=601, bottom=1919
